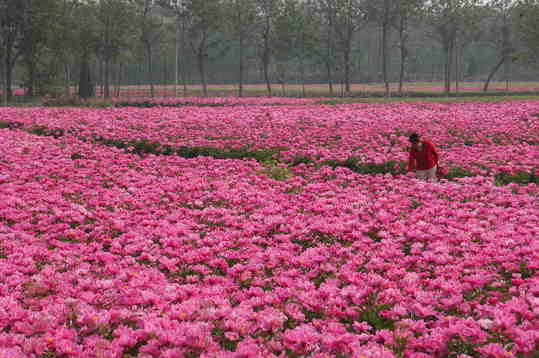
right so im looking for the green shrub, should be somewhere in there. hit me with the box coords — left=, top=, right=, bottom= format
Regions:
left=290, top=155, right=314, bottom=166
left=494, top=170, right=539, bottom=186
left=259, top=162, right=292, bottom=181
left=0, top=120, right=23, bottom=129
left=445, top=166, right=476, bottom=180
left=26, top=125, right=64, bottom=138
left=319, top=157, right=406, bottom=176
left=445, top=338, right=480, bottom=358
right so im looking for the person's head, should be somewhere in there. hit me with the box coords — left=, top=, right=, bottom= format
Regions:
left=409, top=133, right=420, bottom=145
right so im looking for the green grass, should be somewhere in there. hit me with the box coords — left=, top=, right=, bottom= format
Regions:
left=316, top=94, right=539, bottom=105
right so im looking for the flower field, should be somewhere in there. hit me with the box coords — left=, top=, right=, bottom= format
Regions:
left=0, top=100, right=538, bottom=358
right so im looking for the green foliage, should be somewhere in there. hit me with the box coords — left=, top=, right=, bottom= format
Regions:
left=519, top=261, right=536, bottom=279
left=212, top=327, right=239, bottom=351
left=302, top=307, right=325, bottom=321
left=445, top=337, right=480, bottom=358
left=70, top=153, right=84, bottom=160
left=26, top=125, right=64, bottom=138
left=260, top=162, right=293, bottom=181
left=516, top=1, right=539, bottom=70
left=122, top=339, right=149, bottom=357
left=0, top=120, right=24, bottom=130
left=319, top=157, right=407, bottom=176
left=365, top=229, right=382, bottom=242
left=39, top=352, right=61, bottom=358
left=290, top=155, right=314, bottom=166
left=358, top=302, right=394, bottom=331
left=445, top=166, right=476, bottom=180
left=403, top=242, right=412, bottom=256
left=494, top=170, right=539, bottom=186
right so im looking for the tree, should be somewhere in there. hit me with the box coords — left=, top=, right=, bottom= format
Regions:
left=158, top=0, right=190, bottom=96
left=184, top=0, right=228, bottom=97
left=516, top=0, right=539, bottom=71
left=483, top=0, right=516, bottom=92
left=0, top=0, right=26, bottom=100
left=72, top=1, right=99, bottom=99
left=294, top=0, right=319, bottom=96
left=18, top=0, right=61, bottom=97
left=49, top=0, right=80, bottom=97
left=334, top=0, right=363, bottom=94
left=134, top=0, right=164, bottom=98
left=364, top=0, right=399, bottom=96
left=95, top=0, right=135, bottom=98
left=393, top=0, right=424, bottom=94
left=313, top=0, right=337, bottom=95
left=273, top=0, right=303, bottom=95
left=225, top=0, right=257, bottom=97
left=424, top=0, right=482, bottom=94
left=254, top=0, right=280, bottom=96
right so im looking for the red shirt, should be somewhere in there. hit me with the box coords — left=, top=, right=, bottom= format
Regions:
left=408, top=140, right=438, bottom=171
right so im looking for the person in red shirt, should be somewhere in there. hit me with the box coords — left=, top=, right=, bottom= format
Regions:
left=407, top=133, right=439, bottom=181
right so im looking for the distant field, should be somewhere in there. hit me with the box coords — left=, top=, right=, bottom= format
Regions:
left=90, top=81, right=539, bottom=98
left=3, top=82, right=539, bottom=101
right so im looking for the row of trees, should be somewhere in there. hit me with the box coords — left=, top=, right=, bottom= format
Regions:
left=1, top=0, right=539, bottom=99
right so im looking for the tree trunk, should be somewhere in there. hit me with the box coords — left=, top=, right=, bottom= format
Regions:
left=104, top=57, right=111, bottom=98
left=398, top=19, right=406, bottom=95
left=344, top=48, right=351, bottom=94
left=382, top=0, right=390, bottom=97
left=399, top=48, right=406, bottom=96
left=4, top=46, right=14, bottom=100
left=326, top=62, right=333, bottom=95
left=64, top=61, right=71, bottom=97
left=181, top=16, right=187, bottom=96
left=98, top=58, right=103, bottom=97
left=455, top=39, right=459, bottom=94
left=174, top=22, right=179, bottom=96
left=263, top=53, right=271, bottom=97
left=5, top=57, right=13, bottom=100
left=78, top=52, right=94, bottom=99
left=26, top=58, right=35, bottom=97
left=147, top=44, right=154, bottom=98
left=443, top=40, right=453, bottom=94
left=382, top=28, right=389, bottom=97
left=300, top=57, right=306, bottom=98
left=483, top=56, right=505, bottom=92
left=326, top=6, right=334, bottom=96
left=239, top=32, right=244, bottom=97
left=2, top=52, right=8, bottom=105
left=197, top=51, right=208, bottom=97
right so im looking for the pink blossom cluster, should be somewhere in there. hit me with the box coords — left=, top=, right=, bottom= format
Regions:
left=1, top=101, right=538, bottom=176
left=0, top=123, right=538, bottom=357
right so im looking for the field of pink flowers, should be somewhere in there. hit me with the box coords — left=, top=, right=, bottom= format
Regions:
left=0, top=100, right=538, bottom=358
left=111, top=97, right=324, bottom=107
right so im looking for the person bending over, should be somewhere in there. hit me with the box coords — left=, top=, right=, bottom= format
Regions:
left=407, top=132, right=439, bottom=181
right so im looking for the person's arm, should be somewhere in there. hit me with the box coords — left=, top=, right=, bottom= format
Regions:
left=427, top=141, right=439, bottom=166
left=407, top=149, right=416, bottom=172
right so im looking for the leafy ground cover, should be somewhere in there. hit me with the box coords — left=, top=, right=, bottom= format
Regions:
left=0, top=101, right=538, bottom=357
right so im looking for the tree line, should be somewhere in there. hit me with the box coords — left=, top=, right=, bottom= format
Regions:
left=1, top=0, right=539, bottom=99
